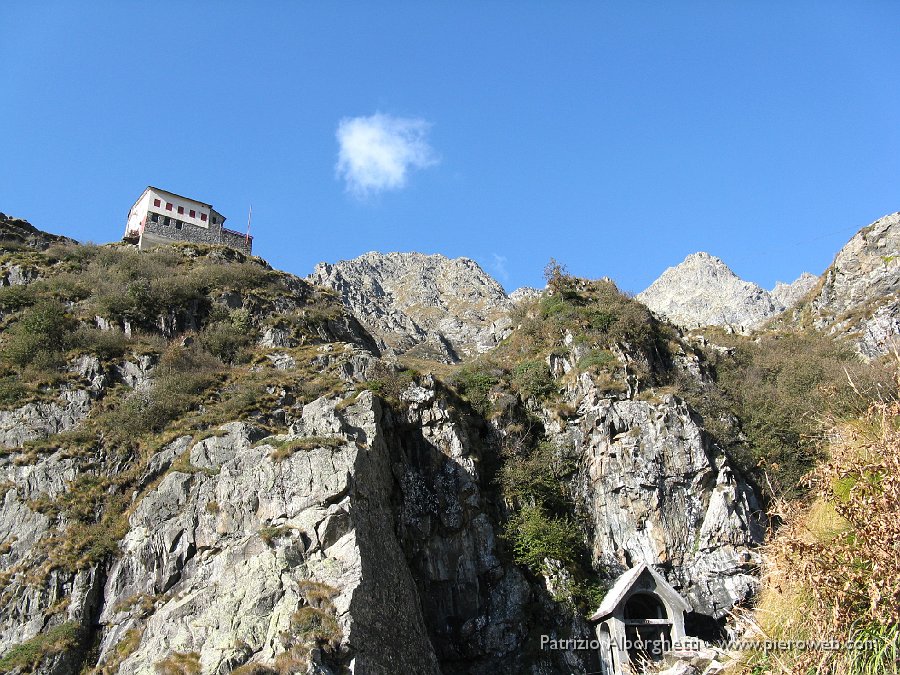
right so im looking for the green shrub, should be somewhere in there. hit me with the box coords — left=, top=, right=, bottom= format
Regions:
left=229, top=308, right=252, bottom=332
left=355, top=366, right=418, bottom=407
left=70, top=325, right=128, bottom=360
left=702, top=330, right=895, bottom=499
left=577, top=349, right=615, bottom=372
left=499, top=441, right=574, bottom=513
left=511, top=360, right=553, bottom=400
left=0, top=284, right=35, bottom=311
left=33, top=272, right=91, bottom=302
left=0, top=622, right=81, bottom=672
left=0, top=375, right=28, bottom=406
left=1, top=299, right=74, bottom=370
left=104, top=345, right=223, bottom=437
left=197, top=319, right=253, bottom=364
left=451, top=364, right=499, bottom=416
left=506, top=504, right=583, bottom=573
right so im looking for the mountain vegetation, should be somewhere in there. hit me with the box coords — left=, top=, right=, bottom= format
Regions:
left=0, top=210, right=897, bottom=674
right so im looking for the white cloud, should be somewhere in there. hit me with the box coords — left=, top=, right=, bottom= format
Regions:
left=490, top=253, right=510, bottom=285
left=335, top=113, right=438, bottom=196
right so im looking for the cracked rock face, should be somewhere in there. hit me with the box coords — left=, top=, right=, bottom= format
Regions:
left=0, top=389, right=93, bottom=449
left=0, top=220, right=777, bottom=674
left=95, top=399, right=442, bottom=675
left=0, top=374, right=763, bottom=674
left=542, top=365, right=764, bottom=619
left=309, top=252, right=513, bottom=361
left=808, top=212, right=900, bottom=356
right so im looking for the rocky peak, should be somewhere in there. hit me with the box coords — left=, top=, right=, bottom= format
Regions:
left=308, top=251, right=513, bottom=361
left=807, top=211, right=900, bottom=356
left=771, top=272, right=819, bottom=309
left=509, top=286, right=542, bottom=303
left=637, top=252, right=783, bottom=332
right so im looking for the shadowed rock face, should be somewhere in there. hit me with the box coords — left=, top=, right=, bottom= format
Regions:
left=1, top=381, right=760, bottom=674
left=807, top=212, right=900, bottom=356
left=309, top=252, right=514, bottom=362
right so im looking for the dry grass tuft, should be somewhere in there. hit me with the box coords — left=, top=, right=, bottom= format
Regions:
left=735, top=391, right=900, bottom=674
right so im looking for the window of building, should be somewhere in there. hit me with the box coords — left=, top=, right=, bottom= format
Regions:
left=153, top=199, right=161, bottom=207
left=175, top=221, right=183, bottom=230
left=200, top=213, right=207, bottom=222
left=178, top=206, right=184, bottom=214
left=150, top=213, right=159, bottom=223
left=166, top=203, right=173, bottom=211
left=189, top=209, right=195, bottom=218
left=212, top=216, right=218, bottom=224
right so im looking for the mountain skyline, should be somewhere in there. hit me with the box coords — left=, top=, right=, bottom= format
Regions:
left=3, top=3, right=900, bottom=294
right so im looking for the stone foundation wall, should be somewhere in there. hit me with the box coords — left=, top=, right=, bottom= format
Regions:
left=142, top=218, right=253, bottom=255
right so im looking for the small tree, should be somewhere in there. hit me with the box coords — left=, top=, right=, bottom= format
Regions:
left=2, top=300, right=74, bottom=369
left=543, top=258, right=571, bottom=293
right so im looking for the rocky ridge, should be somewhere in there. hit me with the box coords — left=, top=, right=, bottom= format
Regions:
left=803, top=212, right=900, bottom=356
left=637, top=252, right=816, bottom=333
left=770, top=272, right=818, bottom=309
left=308, top=252, right=513, bottom=362
left=0, top=213, right=75, bottom=252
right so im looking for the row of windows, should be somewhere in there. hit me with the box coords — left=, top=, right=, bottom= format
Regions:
left=151, top=198, right=217, bottom=224
left=150, top=213, right=185, bottom=229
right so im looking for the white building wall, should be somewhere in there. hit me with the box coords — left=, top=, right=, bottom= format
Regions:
left=146, top=189, right=216, bottom=229
left=124, top=187, right=232, bottom=242
left=125, top=190, right=152, bottom=236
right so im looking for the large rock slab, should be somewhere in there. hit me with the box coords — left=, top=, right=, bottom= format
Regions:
left=309, top=252, right=513, bottom=361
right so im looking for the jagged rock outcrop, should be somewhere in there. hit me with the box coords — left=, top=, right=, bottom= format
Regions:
left=309, top=252, right=513, bottom=361
left=509, top=287, right=542, bottom=304
left=0, top=384, right=594, bottom=674
left=94, top=400, right=445, bottom=674
left=638, top=252, right=817, bottom=333
left=805, top=212, right=900, bottom=356
left=0, top=389, right=93, bottom=449
left=637, top=253, right=781, bottom=332
left=0, top=213, right=77, bottom=289
left=0, top=213, right=75, bottom=251
left=770, top=272, right=818, bottom=309
left=540, top=348, right=764, bottom=619
left=0, top=341, right=759, bottom=674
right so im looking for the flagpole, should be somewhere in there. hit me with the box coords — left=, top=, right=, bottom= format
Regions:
left=246, top=204, right=252, bottom=243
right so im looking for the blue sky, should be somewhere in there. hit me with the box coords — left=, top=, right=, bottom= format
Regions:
left=1, top=2, right=898, bottom=293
